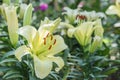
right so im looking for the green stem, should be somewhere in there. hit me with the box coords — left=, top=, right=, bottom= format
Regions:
left=62, top=67, right=69, bottom=80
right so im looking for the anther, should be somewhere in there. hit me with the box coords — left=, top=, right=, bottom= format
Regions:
left=44, top=38, right=46, bottom=45
left=53, top=39, right=56, bottom=45
left=48, top=45, right=52, bottom=50
left=51, top=35, right=53, bottom=40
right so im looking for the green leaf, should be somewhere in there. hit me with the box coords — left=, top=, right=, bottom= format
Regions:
left=3, top=70, right=23, bottom=79
left=0, top=67, right=11, bottom=72
left=95, top=75, right=108, bottom=78
left=4, top=74, right=23, bottom=79
left=104, top=67, right=118, bottom=75
left=1, top=51, right=14, bottom=60
left=0, top=58, right=17, bottom=64
left=23, top=4, right=33, bottom=26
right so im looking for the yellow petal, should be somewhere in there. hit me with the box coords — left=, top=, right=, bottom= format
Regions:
left=89, top=36, right=102, bottom=53
left=18, top=26, right=37, bottom=43
left=5, top=6, right=18, bottom=47
left=67, top=28, right=76, bottom=38
left=116, top=0, right=120, bottom=8
left=48, top=56, right=64, bottom=72
left=33, top=55, right=52, bottom=79
left=15, top=45, right=30, bottom=61
left=74, top=22, right=94, bottom=46
left=106, top=5, right=119, bottom=15
left=39, top=18, right=61, bottom=33
left=41, top=35, right=67, bottom=56
left=94, top=19, right=104, bottom=37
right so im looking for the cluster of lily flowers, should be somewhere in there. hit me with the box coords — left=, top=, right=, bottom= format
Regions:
left=62, top=7, right=105, bottom=53
left=0, top=0, right=118, bottom=79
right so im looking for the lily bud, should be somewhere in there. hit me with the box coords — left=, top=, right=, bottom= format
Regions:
left=89, top=36, right=102, bottom=53
left=19, top=3, right=27, bottom=19
left=94, top=19, right=104, bottom=37
left=5, top=6, right=18, bottom=47
left=0, top=4, right=8, bottom=19
left=23, top=4, right=33, bottom=26
left=74, top=22, right=94, bottom=46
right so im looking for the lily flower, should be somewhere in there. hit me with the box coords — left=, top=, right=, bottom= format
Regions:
left=15, top=19, right=67, bottom=79
left=67, top=22, right=94, bottom=46
left=106, top=0, right=120, bottom=17
left=67, top=19, right=104, bottom=53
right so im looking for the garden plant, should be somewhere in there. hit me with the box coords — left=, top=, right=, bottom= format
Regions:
left=0, top=0, right=120, bottom=80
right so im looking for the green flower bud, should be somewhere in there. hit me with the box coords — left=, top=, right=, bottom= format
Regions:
left=89, top=36, right=102, bottom=53
left=5, top=6, right=18, bottom=47
left=23, top=3, right=33, bottom=26
left=94, top=19, right=104, bottom=37
left=19, top=3, right=27, bottom=19
left=74, top=22, right=94, bottom=46
left=0, top=4, right=8, bottom=19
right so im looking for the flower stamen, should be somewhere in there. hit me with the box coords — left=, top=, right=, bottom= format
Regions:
left=44, top=38, right=46, bottom=45
left=48, top=45, right=52, bottom=50
left=51, top=35, right=53, bottom=40
left=53, top=39, right=56, bottom=45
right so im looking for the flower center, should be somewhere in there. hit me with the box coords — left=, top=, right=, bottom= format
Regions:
left=43, top=32, right=56, bottom=50
left=76, top=15, right=87, bottom=20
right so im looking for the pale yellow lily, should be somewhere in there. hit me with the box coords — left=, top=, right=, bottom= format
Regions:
left=15, top=25, right=67, bottom=79
left=106, top=0, right=120, bottom=17
left=67, top=22, right=94, bottom=46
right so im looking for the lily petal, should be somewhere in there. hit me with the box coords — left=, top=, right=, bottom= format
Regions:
left=106, top=5, right=119, bottom=15
left=74, top=22, right=94, bottom=46
left=41, top=35, right=67, bottom=56
left=67, top=28, right=76, bottom=38
left=48, top=56, right=64, bottom=72
left=39, top=18, right=61, bottom=33
left=18, top=26, right=37, bottom=43
left=33, top=55, right=52, bottom=79
left=15, top=45, right=30, bottom=61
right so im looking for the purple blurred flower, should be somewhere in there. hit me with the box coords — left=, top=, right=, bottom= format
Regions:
left=39, top=3, right=48, bottom=11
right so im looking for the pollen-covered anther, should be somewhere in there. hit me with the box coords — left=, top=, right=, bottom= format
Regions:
left=48, top=45, right=52, bottom=50
left=76, top=15, right=87, bottom=20
left=50, top=35, right=53, bottom=40
left=43, top=38, right=46, bottom=45
left=53, top=39, right=56, bottom=45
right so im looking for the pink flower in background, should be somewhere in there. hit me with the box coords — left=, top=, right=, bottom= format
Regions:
left=78, top=1, right=85, bottom=8
left=39, top=3, right=48, bottom=11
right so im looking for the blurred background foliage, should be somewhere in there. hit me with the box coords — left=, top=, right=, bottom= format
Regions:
left=0, top=0, right=120, bottom=80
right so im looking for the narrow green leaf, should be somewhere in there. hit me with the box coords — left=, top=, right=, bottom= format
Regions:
left=0, top=67, right=11, bottom=72
left=23, top=4, right=33, bottom=26
left=3, top=70, right=23, bottom=79
left=2, top=51, right=14, bottom=59
left=4, top=74, right=23, bottom=79
left=104, top=67, right=118, bottom=75
left=0, top=58, right=17, bottom=64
